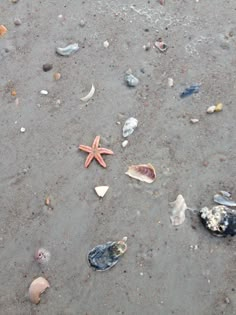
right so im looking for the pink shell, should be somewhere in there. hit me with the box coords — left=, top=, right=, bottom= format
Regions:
left=125, top=164, right=156, bottom=183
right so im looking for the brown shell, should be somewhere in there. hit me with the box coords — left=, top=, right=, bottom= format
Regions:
left=125, top=163, right=156, bottom=183
left=29, top=277, right=50, bottom=304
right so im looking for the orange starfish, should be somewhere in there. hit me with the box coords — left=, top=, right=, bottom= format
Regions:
left=79, top=136, right=114, bottom=168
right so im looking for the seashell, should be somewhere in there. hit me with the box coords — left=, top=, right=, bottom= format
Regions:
left=200, top=205, right=236, bottom=237
left=180, top=85, right=200, bottom=98
left=190, top=118, right=199, bottom=124
left=94, top=186, right=109, bottom=198
left=169, top=194, right=187, bottom=226
left=124, top=74, right=139, bottom=87
left=53, top=72, right=61, bottom=81
left=29, top=277, right=50, bottom=304
left=20, top=127, right=26, bottom=133
left=56, top=43, right=79, bottom=56
left=34, top=248, right=51, bottom=264
left=80, top=84, right=95, bottom=102
left=125, top=163, right=156, bottom=183
left=88, top=237, right=128, bottom=271
left=215, top=102, right=223, bottom=112
left=154, top=40, right=168, bottom=52
left=214, top=193, right=236, bottom=207
left=40, top=90, right=48, bottom=95
left=122, top=117, right=138, bottom=137
left=0, top=25, right=8, bottom=37
left=168, top=78, right=174, bottom=87
left=103, top=40, right=109, bottom=48
left=122, top=140, right=128, bottom=148
left=207, top=105, right=216, bottom=113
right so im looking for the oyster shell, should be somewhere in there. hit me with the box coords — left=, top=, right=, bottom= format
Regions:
left=125, top=163, right=156, bottom=183
left=200, top=205, right=236, bottom=237
left=88, top=237, right=127, bottom=271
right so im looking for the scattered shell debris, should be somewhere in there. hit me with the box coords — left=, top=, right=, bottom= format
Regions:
left=122, top=117, right=138, bottom=137
left=40, top=90, right=48, bottom=95
left=94, top=186, right=109, bottom=198
left=169, top=194, right=187, bottom=226
left=190, top=118, right=199, bottom=124
left=29, top=277, right=50, bottom=304
left=214, top=192, right=236, bottom=207
left=80, top=84, right=95, bottom=102
left=200, top=205, right=236, bottom=237
left=155, top=39, right=168, bottom=52
left=122, top=140, right=128, bottom=148
left=88, top=237, right=128, bottom=271
left=168, top=78, right=174, bottom=87
left=103, top=40, right=109, bottom=48
left=0, top=25, right=8, bottom=37
left=125, top=163, right=156, bottom=183
left=35, top=248, right=51, bottom=264
left=124, top=70, right=139, bottom=87
left=56, top=43, right=79, bottom=56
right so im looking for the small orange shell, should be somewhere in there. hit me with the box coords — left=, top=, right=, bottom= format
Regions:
left=29, top=277, right=50, bottom=304
left=125, top=163, right=156, bottom=183
left=0, top=25, right=7, bottom=37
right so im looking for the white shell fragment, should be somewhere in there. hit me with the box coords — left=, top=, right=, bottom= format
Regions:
left=103, top=40, right=109, bottom=48
left=29, top=277, right=50, bottom=305
left=20, top=127, right=26, bottom=133
left=122, top=117, right=138, bottom=137
left=207, top=105, right=216, bottom=113
left=190, top=118, right=199, bottom=124
left=125, top=163, right=156, bottom=183
left=170, top=194, right=187, bottom=226
left=95, top=186, right=109, bottom=198
left=122, top=140, right=128, bottom=148
left=80, top=84, right=95, bottom=102
left=56, top=43, right=79, bottom=56
left=40, top=90, right=48, bottom=95
left=125, top=74, right=139, bottom=87
left=168, top=78, right=174, bottom=87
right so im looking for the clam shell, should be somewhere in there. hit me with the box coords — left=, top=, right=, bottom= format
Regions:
left=125, top=163, right=156, bottom=183
left=94, top=186, right=109, bottom=198
left=29, top=277, right=50, bottom=304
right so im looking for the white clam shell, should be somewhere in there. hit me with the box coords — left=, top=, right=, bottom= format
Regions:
left=95, top=186, right=109, bottom=198
left=29, top=277, right=50, bottom=304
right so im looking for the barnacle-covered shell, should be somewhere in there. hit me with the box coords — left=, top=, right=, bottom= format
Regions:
left=29, top=277, right=50, bottom=304
left=200, top=205, right=236, bottom=237
left=88, top=237, right=128, bottom=271
left=125, top=163, right=156, bottom=183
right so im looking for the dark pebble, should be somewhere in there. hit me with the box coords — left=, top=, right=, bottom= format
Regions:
left=43, top=63, right=53, bottom=72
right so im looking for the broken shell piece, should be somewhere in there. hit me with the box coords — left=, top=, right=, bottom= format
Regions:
left=200, top=205, right=236, bottom=237
left=20, top=127, right=26, bottom=133
left=169, top=194, right=187, bottom=226
left=103, top=40, right=109, bottom=48
left=95, top=186, right=109, bottom=198
left=154, top=40, right=168, bottom=52
left=168, top=78, right=174, bottom=87
left=35, top=248, right=51, bottom=264
left=40, top=90, right=48, bottom=95
left=88, top=237, right=128, bottom=271
left=125, top=163, right=156, bottom=183
left=125, top=73, right=139, bottom=87
left=56, top=43, right=79, bottom=56
left=122, top=117, right=138, bottom=137
left=190, top=118, right=199, bottom=124
left=122, top=140, right=128, bottom=148
left=29, top=277, right=50, bottom=304
left=207, top=105, right=216, bottom=113
left=214, top=193, right=236, bottom=207
left=0, top=25, right=8, bottom=37
left=80, top=84, right=95, bottom=102
left=215, top=102, right=223, bottom=112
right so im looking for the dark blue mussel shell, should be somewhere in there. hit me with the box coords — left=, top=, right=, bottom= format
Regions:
left=180, top=85, right=200, bottom=98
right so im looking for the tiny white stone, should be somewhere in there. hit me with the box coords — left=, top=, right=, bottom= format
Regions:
left=168, top=78, right=174, bottom=87
left=56, top=99, right=61, bottom=105
left=190, top=118, right=199, bottom=124
left=207, top=105, right=216, bottom=113
left=122, top=140, right=128, bottom=148
left=140, top=272, right=144, bottom=276
left=20, top=127, right=26, bottom=133
left=103, top=40, right=109, bottom=48
left=40, top=90, right=48, bottom=95
left=94, top=186, right=109, bottom=198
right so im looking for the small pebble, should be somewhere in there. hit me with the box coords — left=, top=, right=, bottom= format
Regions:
left=56, top=99, right=61, bottom=105
left=168, top=78, right=174, bottom=87
left=43, top=63, right=53, bottom=72
left=215, top=102, right=223, bottom=112
left=103, top=40, right=109, bottom=48
left=11, top=90, right=17, bottom=97
left=0, top=25, right=8, bottom=37
left=207, top=105, right=216, bottom=113
left=14, top=18, right=22, bottom=26
left=20, top=127, right=26, bottom=133
left=40, top=90, right=48, bottom=95
left=143, top=42, right=151, bottom=51
left=190, top=118, right=199, bottom=124
left=79, top=19, right=86, bottom=27
left=12, top=0, right=20, bottom=3
left=53, top=72, right=61, bottom=81
left=122, top=140, right=128, bottom=148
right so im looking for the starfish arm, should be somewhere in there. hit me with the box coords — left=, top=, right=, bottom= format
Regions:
left=79, top=145, right=92, bottom=153
left=92, top=135, right=100, bottom=149
left=84, top=152, right=94, bottom=168
left=95, top=153, right=107, bottom=168
left=98, top=148, right=114, bottom=155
